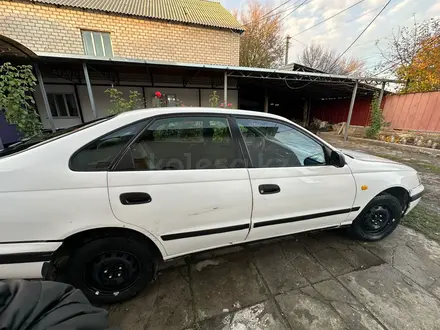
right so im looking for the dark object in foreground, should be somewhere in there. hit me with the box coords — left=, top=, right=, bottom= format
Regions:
left=0, top=280, right=112, bottom=330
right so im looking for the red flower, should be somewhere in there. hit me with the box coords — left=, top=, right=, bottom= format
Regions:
left=220, top=103, right=224, bottom=107
left=155, top=91, right=162, bottom=98
left=227, top=103, right=232, bottom=107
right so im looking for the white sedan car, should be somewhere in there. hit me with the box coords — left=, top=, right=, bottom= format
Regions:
left=0, top=108, right=423, bottom=304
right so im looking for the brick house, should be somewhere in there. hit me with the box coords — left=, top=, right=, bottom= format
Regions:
left=0, top=0, right=244, bottom=134
left=0, top=0, right=243, bottom=65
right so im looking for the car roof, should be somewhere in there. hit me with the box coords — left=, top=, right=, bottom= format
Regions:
left=116, top=107, right=290, bottom=122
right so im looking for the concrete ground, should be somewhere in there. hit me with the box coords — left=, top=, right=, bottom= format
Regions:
left=108, top=226, right=440, bottom=330
left=108, top=134, right=440, bottom=330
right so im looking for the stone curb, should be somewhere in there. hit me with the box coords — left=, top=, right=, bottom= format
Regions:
left=318, top=132, right=440, bottom=157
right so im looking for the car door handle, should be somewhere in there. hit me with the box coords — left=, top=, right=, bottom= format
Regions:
left=120, top=192, right=152, bottom=205
left=259, top=184, right=280, bottom=195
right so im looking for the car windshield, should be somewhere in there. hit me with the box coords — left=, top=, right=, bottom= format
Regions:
left=0, top=116, right=114, bottom=158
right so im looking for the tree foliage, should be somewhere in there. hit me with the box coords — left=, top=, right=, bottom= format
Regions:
left=236, top=2, right=285, bottom=68
left=298, top=44, right=365, bottom=75
left=105, top=87, right=144, bottom=115
left=378, top=18, right=440, bottom=93
left=0, top=62, right=42, bottom=137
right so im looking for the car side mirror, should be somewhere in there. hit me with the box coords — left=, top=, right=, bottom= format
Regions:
left=330, top=150, right=345, bottom=168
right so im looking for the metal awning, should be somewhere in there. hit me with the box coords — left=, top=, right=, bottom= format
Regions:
left=35, top=52, right=401, bottom=99
left=36, top=52, right=400, bottom=84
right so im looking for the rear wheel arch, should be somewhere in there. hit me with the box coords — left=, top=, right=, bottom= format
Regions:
left=51, top=227, right=164, bottom=270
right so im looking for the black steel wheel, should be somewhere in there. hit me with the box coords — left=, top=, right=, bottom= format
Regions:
left=360, top=205, right=394, bottom=234
left=85, top=251, right=141, bottom=295
left=349, top=194, right=402, bottom=241
left=65, top=237, right=155, bottom=304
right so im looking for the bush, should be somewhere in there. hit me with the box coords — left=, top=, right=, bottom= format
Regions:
left=365, top=93, right=384, bottom=139
left=105, top=87, right=144, bottom=115
left=0, top=62, right=42, bottom=137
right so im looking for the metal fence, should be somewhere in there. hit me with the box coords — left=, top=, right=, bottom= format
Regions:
left=382, top=91, right=440, bottom=132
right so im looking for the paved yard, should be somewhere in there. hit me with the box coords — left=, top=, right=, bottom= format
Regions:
left=108, top=135, right=440, bottom=329
left=108, top=226, right=440, bottom=329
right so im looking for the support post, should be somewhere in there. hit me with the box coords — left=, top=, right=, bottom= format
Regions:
left=141, top=87, right=147, bottom=108
left=82, top=62, right=97, bottom=119
left=74, top=85, right=85, bottom=123
left=264, top=89, right=269, bottom=113
left=285, top=35, right=291, bottom=65
left=303, top=99, right=309, bottom=127
left=35, top=65, right=56, bottom=132
left=378, top=81, right=386, bottom=107
left=344, top=80, right=358, bottom=142
left=223, top=71, right=228, bottom=106
left=0, top=136, right=3, bottom=150
left=307, top=99, right=311, bottom=127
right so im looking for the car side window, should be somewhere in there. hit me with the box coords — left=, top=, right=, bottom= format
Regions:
left=117, top=116, right=240, bottom=171
left=70, top=121, right=146, bottom=171
left=236, top=117, right=327, bottom=168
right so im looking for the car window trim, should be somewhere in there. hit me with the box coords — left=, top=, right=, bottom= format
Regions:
left=69, top=118, right=151, bottom=172
left=111, top=112, right=247, bottom=172
left=232, top=114, right=332, bottom=168
left=227, top=116, right=251, bottom=168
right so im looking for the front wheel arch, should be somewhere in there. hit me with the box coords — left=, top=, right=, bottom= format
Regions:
left=378, top=186, right=410, bottom=214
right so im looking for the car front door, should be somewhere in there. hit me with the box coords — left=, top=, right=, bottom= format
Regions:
left=107, top=114, right=252, bottom=257
left=234, top=116, right=357, bottom=242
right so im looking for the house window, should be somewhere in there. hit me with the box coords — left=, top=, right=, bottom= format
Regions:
left=47, top=93, right=79, bottom=118
left=81, top=31, right=113, bottom=57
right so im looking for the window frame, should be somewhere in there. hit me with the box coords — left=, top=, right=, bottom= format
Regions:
left=81, top=30, right=114, bottom=57
left=47, top=93, right=80, bottom=118
left=69, top=119, right=151, bottom=172
left=230, top=115, right=332, bottom=168
left=111, top=113, right=248, bottom=172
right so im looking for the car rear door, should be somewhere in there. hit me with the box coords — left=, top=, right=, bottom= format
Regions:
left=107, top=114, right=252, bottom=257
left=233, top=116, right=357, bottom=242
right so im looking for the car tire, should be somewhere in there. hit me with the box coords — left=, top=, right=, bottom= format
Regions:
left=65, top=236, right=155, bottom=305
left=349, top=194, right=402, bottom=241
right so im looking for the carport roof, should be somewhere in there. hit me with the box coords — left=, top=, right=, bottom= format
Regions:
left=34, top=52, right=400, bottom=99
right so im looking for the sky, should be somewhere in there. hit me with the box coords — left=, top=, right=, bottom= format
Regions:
left=220, top=0, right=440, bottom=76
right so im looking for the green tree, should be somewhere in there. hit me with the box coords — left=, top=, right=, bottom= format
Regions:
left=105, top=87, right=144, bottom=115
left=0, top=62, right=42, bottom=137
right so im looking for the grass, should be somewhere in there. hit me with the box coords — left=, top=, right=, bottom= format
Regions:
left=402, top=205, right=440, bottom=243
left=372, top=152, right=440, bottom=175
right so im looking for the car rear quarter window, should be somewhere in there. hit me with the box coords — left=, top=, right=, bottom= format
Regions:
left=70, top=121, right=146, bottom=171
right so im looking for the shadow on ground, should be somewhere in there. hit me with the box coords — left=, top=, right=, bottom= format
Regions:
left=108, top=226, right=440, bottom=329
